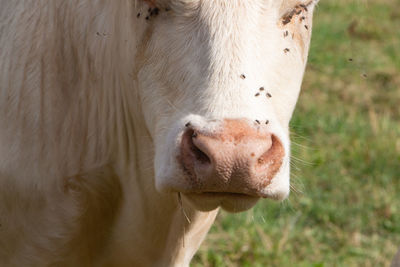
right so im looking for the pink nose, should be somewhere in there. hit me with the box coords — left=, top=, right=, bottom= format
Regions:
left=179, top=119, right=285, bottom=197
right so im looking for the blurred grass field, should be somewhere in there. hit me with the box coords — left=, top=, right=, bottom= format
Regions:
left=192, top=0, right=400, bottom=266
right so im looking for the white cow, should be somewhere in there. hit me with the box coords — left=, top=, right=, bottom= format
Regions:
left=0, top=0, right=318, bottom=266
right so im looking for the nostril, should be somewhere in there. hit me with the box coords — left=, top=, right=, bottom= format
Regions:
left=185, top=129, right=211, bottom=164
left=256, top=135, right=285, bottom=173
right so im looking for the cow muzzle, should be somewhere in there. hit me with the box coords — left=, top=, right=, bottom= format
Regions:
left=177, top=119, right=286, bottom=212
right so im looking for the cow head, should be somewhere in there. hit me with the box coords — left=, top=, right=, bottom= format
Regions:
left=137, top=0, right=318, bottom=212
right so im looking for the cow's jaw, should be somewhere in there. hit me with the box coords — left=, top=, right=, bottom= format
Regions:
left=137, top=0, right=318, bottom=212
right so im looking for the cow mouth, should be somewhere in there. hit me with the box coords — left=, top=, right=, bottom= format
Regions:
left=195, top=192, right=254, bottom=197
left=181, top=191, right=260, bottom=213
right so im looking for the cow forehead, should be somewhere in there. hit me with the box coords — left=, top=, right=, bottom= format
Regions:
left=144, top=0, right=318, bottom=9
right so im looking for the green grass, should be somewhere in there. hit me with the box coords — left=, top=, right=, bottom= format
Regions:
left=192, top=0, right=400, bottom=266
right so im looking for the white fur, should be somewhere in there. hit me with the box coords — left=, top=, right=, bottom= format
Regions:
left=0, top=0, right=317, bottom=265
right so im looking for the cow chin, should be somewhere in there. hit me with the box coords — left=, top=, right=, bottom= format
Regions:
left=182, top=193, right=260, bottom=213
left=180, top=170, right=290, bottom=212
left=155, top=164, right=291, bottom=212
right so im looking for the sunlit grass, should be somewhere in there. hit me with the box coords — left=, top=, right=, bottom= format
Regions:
left=192, top=0, right=400, bottom=266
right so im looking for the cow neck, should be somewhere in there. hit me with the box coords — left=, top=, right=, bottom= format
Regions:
left=108, top=111, right=218, bottom=265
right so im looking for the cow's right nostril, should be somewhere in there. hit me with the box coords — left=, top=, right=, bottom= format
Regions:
left=183, top=129, right=211, bottom=165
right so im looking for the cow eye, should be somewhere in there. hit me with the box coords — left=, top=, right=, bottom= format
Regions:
left=279, top=0, right=318, bottom=25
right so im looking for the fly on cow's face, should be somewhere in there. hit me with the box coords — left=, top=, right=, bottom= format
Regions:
left=255, top=93, right=260, bottom=97
left=259, top=87, right=265, bottom=91
left=185, top=122, right=191, bottom=128
left=284, top=48, right=290, bottom=53
left=240, top=74, right=246, bottom=79
left=284, top=31, right=289, bottom=37
left=255, top=120, right=260, bottom=124
left=304, top=25, right=309, bottom=30
left=265, top=120, right=270, bottom=125
left=151, top=7, right=159, bottom=16
left=267, top=93, right=272, bottom=98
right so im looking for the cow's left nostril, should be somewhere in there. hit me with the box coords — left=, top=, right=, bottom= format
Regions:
left=255, top=135, right=284, bottom=174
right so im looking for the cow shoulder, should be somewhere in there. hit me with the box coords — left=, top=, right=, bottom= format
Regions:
left=0, top=165, right=122, bottom=266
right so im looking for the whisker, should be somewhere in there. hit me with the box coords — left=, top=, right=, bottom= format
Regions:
left=290, top=155, right=314, bottom=166
left=178, top=192, right=191, bottom=224
left=291, top=141, right=312, bottom=150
